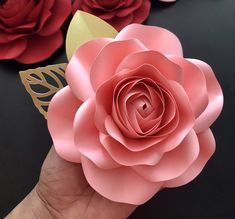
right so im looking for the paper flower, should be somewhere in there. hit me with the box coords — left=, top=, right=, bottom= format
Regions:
left=72, top=0, right=151, bottom=31
left=47, top=24, right=223, bottom=204
left=0, top=0, right=71, bottom=64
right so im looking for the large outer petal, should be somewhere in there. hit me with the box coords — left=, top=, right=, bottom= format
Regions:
left=47, top=86, right=82, bottom=163
left=0, top=38, right=27, bottom=59
left=188, top=59, right=224, bottom=133
left=164, top=129, right=215, bottom=187
left=117, top=51, right=183, bottom=84
left=167, top=56, right=209, bottom=118
left=90, top=39, right=147, bottom=91
left=66, top=38, right=113, bottom=101
left=132, top=130, right=199, bottom=182
left=132, top=0, right=151, bottom=23
left=74, top=98, right=120, bottom=169
left=116, top=24, right=183, bottom=56
left=81, top=156, right=163, bottom=204
left=16, top=31, right=63, bottom=64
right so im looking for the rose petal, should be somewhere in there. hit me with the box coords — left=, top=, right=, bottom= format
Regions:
left=39, top=0, right=71, bottom=36
left=47, top=86, right=82, bottom=163
left=132, top=0, right=151, bottom=23
left=74, top=98, right=120, bottom=169
left=81, top=155, right=163, bottom=204
left=117, top=51, right=183, bottom=84
left=0, top=38, right=27, bottom=59
left=156, top=81, right=194, bottom=152
left=167, top=56, right=209, bottom=118
left=15, top=31, right=63, bottom=64
left=116, top=24, right=183, bottom=56
left=26, top=0, right=46, bottom=23
left=115, top=1, right=143, bottom=17
left=66, top=38, right=113, bottom=101
left=90, top=39, right=147, bottom=91
left=188, top=59, right=224, bottom=133
left=100, top=133, right=163, bottom=166
left=132, top=130, right=199, bottom=182
left=107, top=14, right=134, bottom=31
left=1, top=0, right=35, bottom=27
left=164, top=129, right=215, bottom=187
left=72, top=0, right=82, bottom=14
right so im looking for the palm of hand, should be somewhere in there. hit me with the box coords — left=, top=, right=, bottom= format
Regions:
left=36, top=147, right=136, bottom=219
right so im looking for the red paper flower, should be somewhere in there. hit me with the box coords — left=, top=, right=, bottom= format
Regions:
left=72, top=0, right=151, bottom=31
left=47, top=24, right=223, bottom=204
left=0, top=0, right=71, bottom=64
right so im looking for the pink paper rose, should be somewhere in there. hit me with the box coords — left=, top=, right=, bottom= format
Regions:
left=48, top=24, right=223, bottom=204
left=0, top=0, right=71, bottom=64
left=72, top=0, right=151, bottom=31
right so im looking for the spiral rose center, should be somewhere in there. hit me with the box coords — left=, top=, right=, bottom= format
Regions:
left=113, top=76, right=177, bottom=138
left=142, top=103, right=147, bottom=110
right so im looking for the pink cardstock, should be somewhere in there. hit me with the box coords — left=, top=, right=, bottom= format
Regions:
left=47, top=24, right=223, bottom=205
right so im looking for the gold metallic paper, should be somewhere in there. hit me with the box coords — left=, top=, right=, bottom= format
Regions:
left=20, top=64, right=67, bottom=119
left=66, top=10, right=118, bottom=60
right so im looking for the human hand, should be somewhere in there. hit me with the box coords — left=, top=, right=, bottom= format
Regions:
left=6, top=147, right=136, bottom=219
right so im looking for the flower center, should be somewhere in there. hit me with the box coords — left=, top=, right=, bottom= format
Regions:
left=113, top=76, right=176, bottom=137
left=142, top=103, right=147, bottom=110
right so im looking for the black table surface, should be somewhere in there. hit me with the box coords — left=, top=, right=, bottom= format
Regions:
left=0, top=0, right=234, bottom=218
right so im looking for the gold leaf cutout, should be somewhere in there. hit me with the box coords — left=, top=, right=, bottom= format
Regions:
left=20, top=63, right=67, bottom=119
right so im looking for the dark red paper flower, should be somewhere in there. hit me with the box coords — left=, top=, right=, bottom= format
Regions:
left=0, top=0, right=71, bottom=64
left=72, top=0, right=151, bottom=31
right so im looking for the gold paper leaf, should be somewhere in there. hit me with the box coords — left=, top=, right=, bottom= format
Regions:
left=20, top=63, right=67, bottom=119
left=66, top=10, right=118, bottom=60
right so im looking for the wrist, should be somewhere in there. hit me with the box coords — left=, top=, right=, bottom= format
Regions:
left=5, top=185, right=58, bottom=219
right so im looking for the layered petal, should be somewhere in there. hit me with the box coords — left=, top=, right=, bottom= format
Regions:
left=168, top=56, right=209, bottom=118
left=81, top=156, right=163, bottom=204
left=72, top=0, right=151, bottom=31
left=132, top=0, right=151, bottom=23
left=90, top=39, right=147, bottom=91
left=100, top=133, right=163, bottom=166
left=74, top=98, right=120, bottom=169
left=132, top=130, right=199, bottom=182
left=47, top=86, right=82, bottom=163
left=108, top=14, right=134, bottom=32
left=188, top=59, right=224, bottom=133
left=66, top=38, right=113, bottom=101
left=0, top=38, right=27, bottom=59
left=116, top=24, right=183, bottom=56
left=117, top=51, right=183, bottom=84
left=16, top=31, right=63, bottom=64
left=39, top=0, right=71, bottom=36
left=164, top=129, right=215, bottom=187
